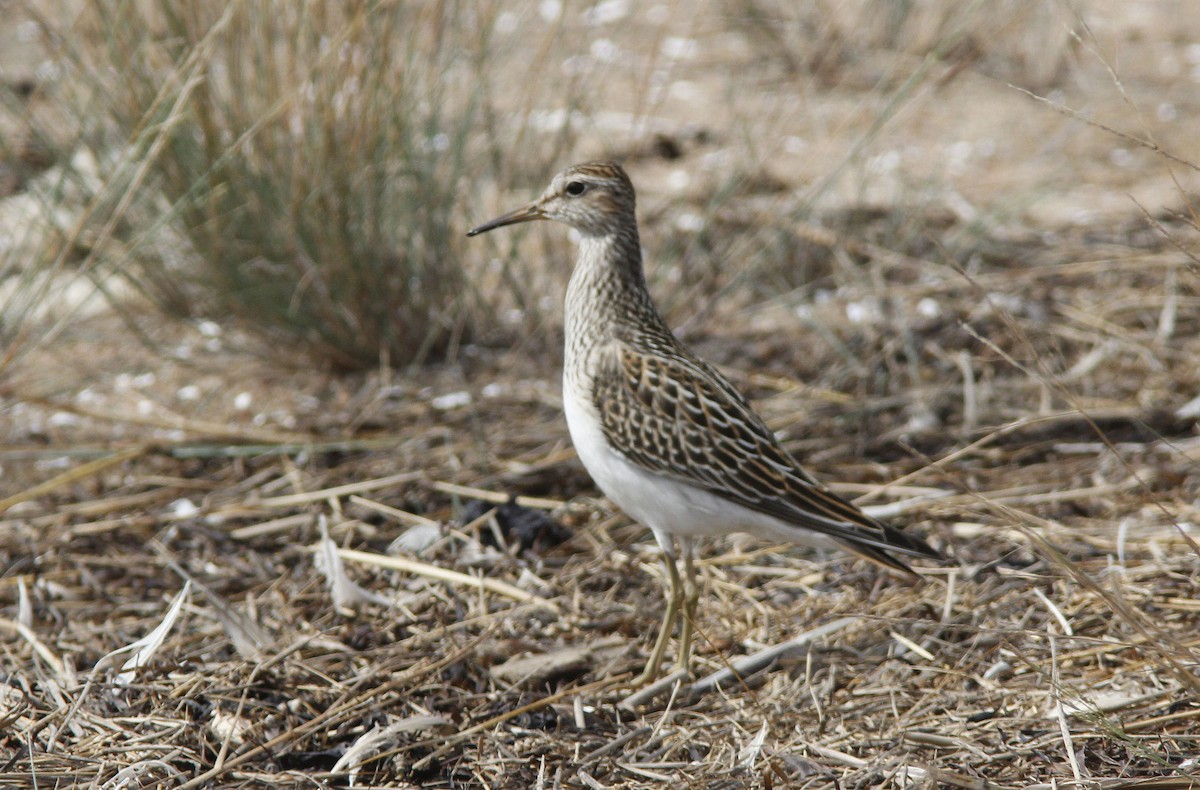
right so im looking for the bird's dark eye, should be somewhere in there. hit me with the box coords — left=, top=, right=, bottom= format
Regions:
left=565, top=180, right=587, bottom=197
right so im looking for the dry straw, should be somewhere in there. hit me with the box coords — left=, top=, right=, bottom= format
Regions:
left=2, top=1, right=1199, bottom=787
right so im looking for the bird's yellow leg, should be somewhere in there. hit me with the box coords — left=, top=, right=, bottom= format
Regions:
left=675, top=539, right=699, bottom=675
left=633, top=551, right=684, bottom=686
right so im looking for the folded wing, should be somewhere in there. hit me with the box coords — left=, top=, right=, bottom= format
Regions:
left=592, top=340, right=940, bottom=572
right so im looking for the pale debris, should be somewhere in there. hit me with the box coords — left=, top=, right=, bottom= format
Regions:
left=88, top=580, right=192, bottom=686
left=331, top=716, right=453, bottom=785
left=315, top=515, right=394, bottom=609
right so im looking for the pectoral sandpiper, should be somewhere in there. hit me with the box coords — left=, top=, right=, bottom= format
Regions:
left=468, top=162, right=940, bottom=685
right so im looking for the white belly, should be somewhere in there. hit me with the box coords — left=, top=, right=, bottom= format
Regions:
left=562, top=380, right=835, bottom=555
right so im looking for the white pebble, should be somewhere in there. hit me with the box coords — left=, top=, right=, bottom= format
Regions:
left=783, top=136, right=807, bottom=153
left=496, top=11, right=518, bottom=33
left=845, top=299, right=880, bottom=325
left=47, top=412, right=81, bottom=428
left=582, top=0, right=629, bottom=25
left=432, top=391, right=472, bottom=410
left=1109, top=147, right=1133, bottom=167
left=667, top=169, right=691, bottom=191
left=590, top=38, right=619, bottom=62
left=916, top=297, right=941, bottom=318
left=170, top=498, right=199, bottom=518
left=867, top=150, right=900, bottom=174
left=660, top=37, right=697, bottom=60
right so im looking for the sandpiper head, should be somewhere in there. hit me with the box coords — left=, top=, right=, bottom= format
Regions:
left=467, top=162, right=636, bottom=239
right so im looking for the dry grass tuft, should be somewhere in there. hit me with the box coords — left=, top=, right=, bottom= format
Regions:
left=30, top=1, right=509, bottom=369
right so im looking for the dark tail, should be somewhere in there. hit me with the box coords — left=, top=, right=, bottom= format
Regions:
left=837, top=523, right=942, bottom=578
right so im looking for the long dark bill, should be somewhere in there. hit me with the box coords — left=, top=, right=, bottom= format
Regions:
left=466, top=203, right=546, bottom=237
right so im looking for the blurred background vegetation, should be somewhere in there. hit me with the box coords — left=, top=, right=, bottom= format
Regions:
left=0, top=0, right=1194, bottom=376
left=9, top=1, right=519, bottom=370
